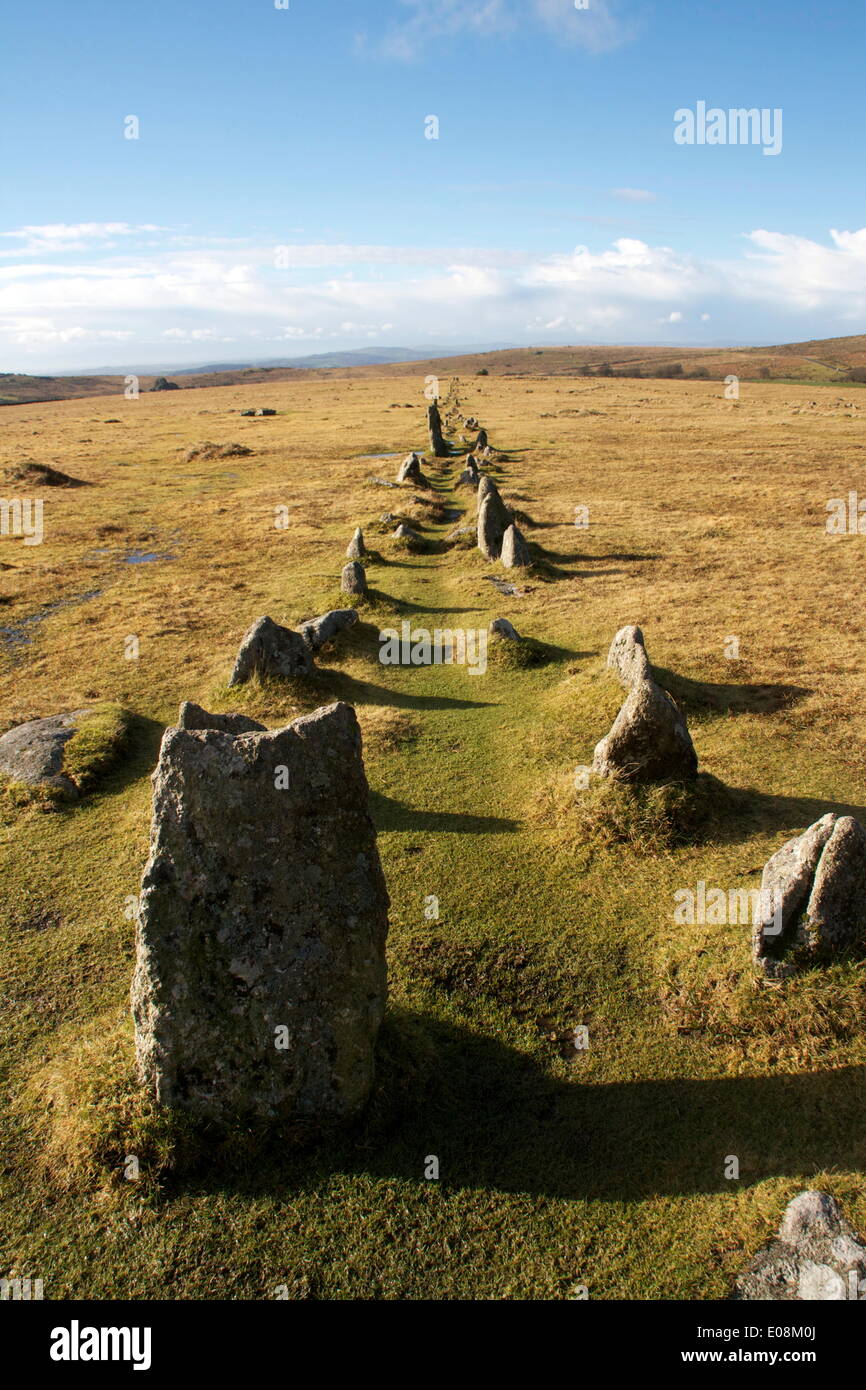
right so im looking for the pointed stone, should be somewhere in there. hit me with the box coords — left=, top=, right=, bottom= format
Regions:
left=396, top=453, right=423, bottom=484
left=477, top=486, right=510, bottom=560
left=501, top=523, right=530, bottom=568
left=346, top=527, right=366, bottom=560
left=228, top=616, right=313, bottom=686
left=592, top=677, right=698, bottom=784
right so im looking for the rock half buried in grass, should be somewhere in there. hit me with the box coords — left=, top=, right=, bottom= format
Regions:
left=490, top=618, right=521, bottom=640
left=131, top=701, right=390, bottom=1125
left=733, top=1191, right=866, bottom=1300
left=228, top=615, right=314, bottom=687
left=298, top=608, right=359, bottom=653
left=341, top=561, right=368, bottom=596
left=501, top=523, right=531, bottom=569
left=592, top=677, right=698, bottom=784
left=607, top=625, right=651, bottom=689
left=346, top=527, right=366, bottom=560
left=178, top=702, right=266, bottom=734
left=0, top=709, right=91, bottom=795
left=753, top=812, right=866, bottom=974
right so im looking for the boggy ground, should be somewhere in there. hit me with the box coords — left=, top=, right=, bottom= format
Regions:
left=2, top=371, right=866, bottom=1299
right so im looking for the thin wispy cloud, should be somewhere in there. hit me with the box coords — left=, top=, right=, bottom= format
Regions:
left=361, top=0, right=636, bottom=61
left=612, top=188, right=657, bottom=203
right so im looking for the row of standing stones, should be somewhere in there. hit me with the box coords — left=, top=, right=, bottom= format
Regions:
left=3, top=386, right=864, bottom=1294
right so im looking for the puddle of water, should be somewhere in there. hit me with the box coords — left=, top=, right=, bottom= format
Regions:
left=0, top=589, right=102, bottom=650
left=125, top=550, right=174, bottom=565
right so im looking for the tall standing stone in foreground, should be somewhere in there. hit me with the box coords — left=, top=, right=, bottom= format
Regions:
left=734, top=1191, right=866, bottom=1300
left=228, top=616, right=313, bottom=686
left=427, top=402, right=448, bottom=457
left=131, top=701, right=390, bottom=1124
left=592, top=677, right=698, bottom=783
left=341, top=560, right=368, bottom=595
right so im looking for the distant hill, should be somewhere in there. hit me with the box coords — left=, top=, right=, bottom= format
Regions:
left=3, top=333, right=866, bottom=405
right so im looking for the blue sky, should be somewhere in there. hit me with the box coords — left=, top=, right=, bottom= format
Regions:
left=1, top=0, right=864, bottom=369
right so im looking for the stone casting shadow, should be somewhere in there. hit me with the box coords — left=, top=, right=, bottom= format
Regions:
left=369, top=790, right=519, bottom=835
left=172, top=1011, right=866, bottom=1206
left=655, top=667, right=810, bottom=717
left=314, top=669, right=499, bottom=713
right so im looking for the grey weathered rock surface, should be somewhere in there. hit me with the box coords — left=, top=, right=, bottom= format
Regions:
left=178, top=702, right=266, bottom=735
left=0, top=709, right=91, bottom=794
left=341, top=561, right=367, bottom=595
left=807, top=815, right=866, bottom=952
left=132, top=701, right=389, bottom=1125
left=607, top=625, right=651, bottom=689
left=490, top=618, right=521, bottom=641
left=734, top=1192, right=866, bottom=1301
left=346, top=527, right=366, bottom=560
left=754, top=812, right=866, bottom=974
left=477, top=482, right=511, bottom=560
left=476, top=427, right=488, bottom=451
left=228, top=616, right=313, bottom=687
left=298, top=608, right=359, bottom=653
left=396, top=453, right=423, bottom=485
left=501, top=523, right=530, bottom=569
left=393, top=522, right=421, bottom=540
left=428, top=402, right=448, bottom=457
left=592, top=677, right=698, bottom=784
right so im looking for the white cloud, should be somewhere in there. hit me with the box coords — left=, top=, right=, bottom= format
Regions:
left=4, top=225, right=866, bottom=368
left=611, top=188, right=657, bottom=203
left=362, top=0, right=634, bottom=61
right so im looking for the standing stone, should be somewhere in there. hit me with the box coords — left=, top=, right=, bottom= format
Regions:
left=341, top=561, right=368, bottom=595
left=346, top=527, right=366, bottom=560
left=131, top=701, right=389, bottom=1125
left=457, top=454, right=479, bottom=488
left=178, top=702, right=266, bottom=735
left=393, top=522, right=421, bottom=542
left=490, top=618, right=521, bottom=641
left=607, top=625, right=651, bottom=689
left=477, top=484, right=511, bottom=560
left=734, top=1192, right=866, bottom=1301
left=396, top=453, right=423, bottom=485
left=476, top=427, right=488, bottom=451
left=501, top=523, right=531, bottom=569
left=592, top=677, right=698, bottom=783
left=427, top=402, right=448, bottom=457
left=754, top=813, right=866, bottom=973
left=228, top=616, right=313, bottom=686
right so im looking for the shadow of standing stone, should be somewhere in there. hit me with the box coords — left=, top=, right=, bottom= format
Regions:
left=131, top=701, right=390, bottom=1125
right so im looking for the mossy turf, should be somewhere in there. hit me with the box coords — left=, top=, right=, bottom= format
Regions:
left=2, top=372, right=866, bottom=1299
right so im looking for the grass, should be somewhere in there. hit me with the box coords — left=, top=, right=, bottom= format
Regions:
left=2, top=370, right=866, bottom=1298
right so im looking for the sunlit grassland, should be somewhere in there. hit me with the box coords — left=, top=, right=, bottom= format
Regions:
left=2, top=371, right=866, bottom=1298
